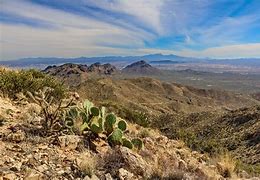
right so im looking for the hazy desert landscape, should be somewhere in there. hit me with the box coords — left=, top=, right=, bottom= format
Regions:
left=1, top=0, right=260, bottom=179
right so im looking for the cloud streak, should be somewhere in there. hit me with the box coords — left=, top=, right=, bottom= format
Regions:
left=0, top=0, right=260, bottom=60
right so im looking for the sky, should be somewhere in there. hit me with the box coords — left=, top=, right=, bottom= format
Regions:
left=1, top=0, right=260, bottom=60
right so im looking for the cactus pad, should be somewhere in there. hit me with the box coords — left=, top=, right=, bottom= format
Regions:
left=90, top=106, right=100, bottom=116
left=105, top=113, right=116, bottom=134
left=108, top=129, right=123, bottom=145
left=122, top=138, right=133, bottom=149
left=118, top=120, right=127, bottom=131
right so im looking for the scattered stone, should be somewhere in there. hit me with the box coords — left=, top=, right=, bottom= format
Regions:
left=118, top=168, right=135, bottom=180
left=58, top=135, right=81, bottom=150
left=178, top=159, right=188, bottom=170
left=105, top=173, right=113, bottom=180
left=3, top=173, right=17, bottom=180
left=83, top=174, right=100, bottom=180
left=24, top=169, right=44, bottom=180
left=6, top=130, right=25, bottom=142
left=37, top=164, right=49, bottom=173
left=10, top=162, right=22, bottom=172
left=105, top=147, right=152, bottom=177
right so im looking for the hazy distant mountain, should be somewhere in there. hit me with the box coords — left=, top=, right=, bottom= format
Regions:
left=0, top=53, right=260, bottom=69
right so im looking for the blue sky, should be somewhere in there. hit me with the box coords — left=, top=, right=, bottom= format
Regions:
left=1, top=0, right=260, bottom=60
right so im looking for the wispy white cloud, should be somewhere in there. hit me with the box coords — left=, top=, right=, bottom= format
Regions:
left=182, top=43, right=260, bottom=58
left=0, top=0, right=158, bottom=60
left=81, top=0, right=165, bottom=34
left=0, top=0, right=260, bottom=60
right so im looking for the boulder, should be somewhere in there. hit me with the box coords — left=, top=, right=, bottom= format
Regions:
left=104, top=147, right=151, bottom=177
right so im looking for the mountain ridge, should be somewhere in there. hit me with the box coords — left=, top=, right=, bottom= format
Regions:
left=1, top=54, right=260, bottom=69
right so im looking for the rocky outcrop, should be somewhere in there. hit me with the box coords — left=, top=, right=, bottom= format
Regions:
left=43, top=62, right=117, bottom=77
left=87, top=62, right=117, bottom=75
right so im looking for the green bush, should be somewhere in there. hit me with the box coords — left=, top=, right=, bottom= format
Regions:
left=0, top=68, right=66, bottom=100
left=118, top=107, right=150, bottom=127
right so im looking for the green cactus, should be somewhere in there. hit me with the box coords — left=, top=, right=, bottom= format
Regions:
left=83, top=100, right=93, bottom=113
left=90, top=116, right=103, bottom=134
left=104, top=113, right=116, bottom=134
left=118, top=120, right=127, bottom=131
left=79, top=122, right=89, bottom=132
left=107, top=128, right=123, bottom=146
left=80, top=111, right=89, bottom=123
left=90, top=106, right=99, bottom=116
left=122, top=138, right=133, bottom=149
left=131, top=138, right=144, bottom=150
left=64, top=99, right=144, bottom=151
left=101, top=106, right=106, bottom=118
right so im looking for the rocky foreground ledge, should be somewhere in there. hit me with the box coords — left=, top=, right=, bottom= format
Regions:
left=0, top=97, right=258, bottom=180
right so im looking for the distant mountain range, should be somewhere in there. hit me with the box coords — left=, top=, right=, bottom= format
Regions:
left=0, top=53, right=260, bottom=69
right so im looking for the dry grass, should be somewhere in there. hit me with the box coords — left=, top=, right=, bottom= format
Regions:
left=214, top=152, right=237, bottom=178
left=76, top=150, right=98, bottom=177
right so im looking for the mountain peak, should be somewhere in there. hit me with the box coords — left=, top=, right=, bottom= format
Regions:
left=122, top=60, right=161, bottom=74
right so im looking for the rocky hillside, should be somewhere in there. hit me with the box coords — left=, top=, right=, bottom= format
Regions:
left=153, top=106, right=260, bottom=169
left=1, top=66, right=259, bottom=179
left=74, top=77, right=259, bottom=115
left=43, top=61, right=161, bottom=77
left=0, top=96, right=245, bottom=180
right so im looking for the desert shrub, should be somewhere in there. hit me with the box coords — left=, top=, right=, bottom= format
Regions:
left=215, top=152, right=237, bottom=178
left=153, top=113, right=224, bottom=155
left=138, top=128, right=152, bottom=138
left=171, top=129, right=224, bottom=154
left=0, top=68, right=66, bottom=100
left=76, top=151, right=98, bottom=177
left=236, top=161, right=260, bottom=176
left=27, top=87, right=76, bottom=135
left=118, top=107, right=150, bottom=127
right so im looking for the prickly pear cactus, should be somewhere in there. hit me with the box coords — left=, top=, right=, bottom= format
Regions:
left=90, top=116, right=104, bottom=134
left=118, top=120, right=127, bottom=131
left=90, top=106, right=99, bottom=116
left=83, top=100, right=93, bottom=113
left=64, top=99, right=144, bottom=150
left=108, top=128, right=123, bottom=146
left=104, top=113, right=116, bottom=134
left=80, top=111, right=89, bottom=123
left=122, top=138, right=133, bottom=149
